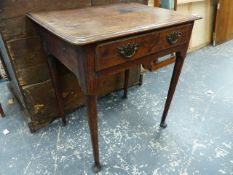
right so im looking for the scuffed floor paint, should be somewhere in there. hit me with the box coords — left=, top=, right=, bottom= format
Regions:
left=0, top=40, right=233, bottom=175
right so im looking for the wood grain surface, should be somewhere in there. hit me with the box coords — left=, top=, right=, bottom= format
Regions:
left=96, top=24, right=192, bottom=71
left=27, top=3, right=200, bottom=45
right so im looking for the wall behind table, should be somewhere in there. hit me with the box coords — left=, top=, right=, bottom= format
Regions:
left=177, top=0, right=215, bottom=51
left=0, top=0, right=146, bottom=132
left=148, top=0, right=215, bottom=51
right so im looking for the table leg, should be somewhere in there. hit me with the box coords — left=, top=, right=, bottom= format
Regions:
left=86, top=95, right=101, bottom=173
left=47, top=55, right=66, bottom=125
left=122, top=69, right=130, bottom=99
left=139, top=74, right=144, bottom=86
left=0, top=103, right=5, bottom=117
left=160, top=51, right=186, bottom=128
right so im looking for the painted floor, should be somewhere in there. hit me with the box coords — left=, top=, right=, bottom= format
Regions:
left=0, top=40, right=233, bottom=175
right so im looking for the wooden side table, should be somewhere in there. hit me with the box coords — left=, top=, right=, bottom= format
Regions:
left=27, top=3, right=200, bottom=172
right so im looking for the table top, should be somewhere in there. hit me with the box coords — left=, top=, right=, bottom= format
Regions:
left=27, top=3, right=200, bottom=45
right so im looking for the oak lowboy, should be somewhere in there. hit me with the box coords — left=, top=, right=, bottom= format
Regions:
left=27, top=3, right=200, bottom=172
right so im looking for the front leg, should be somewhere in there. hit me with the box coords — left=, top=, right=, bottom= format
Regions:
left=160, top=51, right=186, bottom=128
left=86, top=95, right=101, bottom=173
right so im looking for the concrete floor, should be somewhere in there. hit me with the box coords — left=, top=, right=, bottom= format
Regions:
left=0, top=40, right=233, bottom=175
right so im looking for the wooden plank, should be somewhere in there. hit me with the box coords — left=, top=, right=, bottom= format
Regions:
left=16, top=63, right=50, bottom=86
left=0, top=0, right=91, bottom=20
left=214, top=0, right=233, bottom=45
left=0, top=33, right=25, bottom=104
left=0, top=17, right=38, bottom=41
left=0, top=0, right=91, bottom=41
left=7, top=37, right=46, bottom=70
left=22, top=80, right=58, bottom=121
left=6, top=36, right=75, bottom=86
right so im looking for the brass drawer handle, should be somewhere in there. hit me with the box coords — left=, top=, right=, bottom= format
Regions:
left=167, top=32, right=182, bottom=45
left=118, top=42, right=139, bottom=58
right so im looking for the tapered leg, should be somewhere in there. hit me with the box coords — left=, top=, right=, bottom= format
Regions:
left=160, top=51, right=186, bottom=128
left=47, top=56, right=66, bottom=125
left=86, top=95, right=101, bottom=173
left=0, top=103, right=5, bottom=117
left=138, top=74, right=144, bottom=86
left=122, top=69, right=130, bottom=99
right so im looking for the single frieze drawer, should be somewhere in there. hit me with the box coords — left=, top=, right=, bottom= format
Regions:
left=95, top=23, right=193, bottom=71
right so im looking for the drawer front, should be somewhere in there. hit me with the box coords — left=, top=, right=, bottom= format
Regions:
left=96, top=24, right=193, bottom=71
